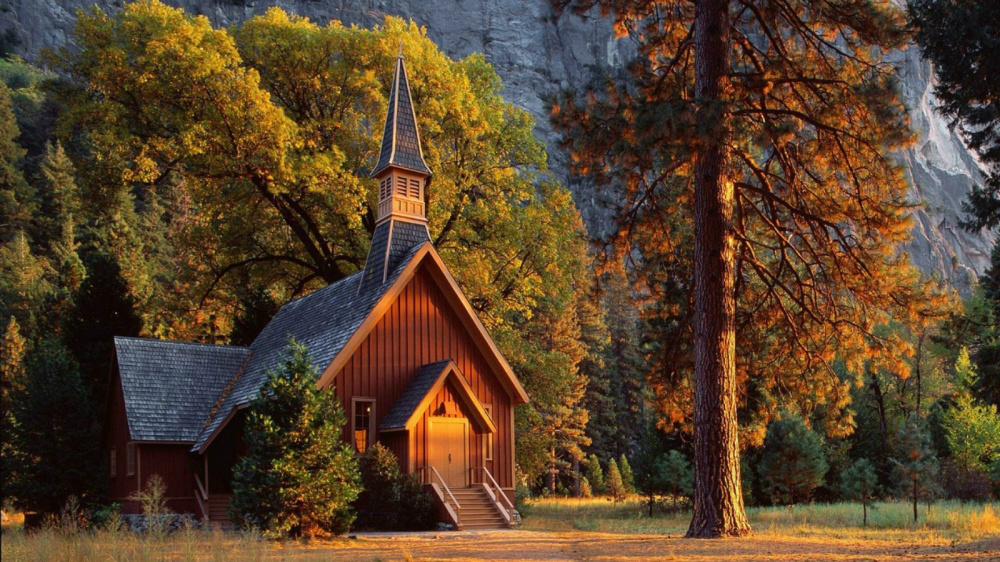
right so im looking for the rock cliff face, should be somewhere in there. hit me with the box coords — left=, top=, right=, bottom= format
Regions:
left=3, top=0, right=994, bottom=287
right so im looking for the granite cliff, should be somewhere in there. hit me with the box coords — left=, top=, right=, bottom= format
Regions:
left=3, top=0, right=994, bottom=288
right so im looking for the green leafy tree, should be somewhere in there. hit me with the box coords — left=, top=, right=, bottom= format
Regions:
left=231, top=340, right=360, bottom=538
left=941, top=349, right=1000, bottom=473
left=355, top=442, right=433, bottom=531
left=10, top=338, right=99, bottom=515
left=892, top=414, right=939, bottom=523
left=758, top=414, right=828, bottom=505
left=840, top=458, right=878, bottom=527
left=583, top=453, right=605, bottom=495
left=619, top=454, right=635, bottom=495
left=606, top=457, right=626, bottom=503
left=910, top=0, right=1000, bottom=230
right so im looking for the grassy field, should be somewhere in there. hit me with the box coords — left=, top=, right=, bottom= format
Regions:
left=2, top=499, right=998, bottom=561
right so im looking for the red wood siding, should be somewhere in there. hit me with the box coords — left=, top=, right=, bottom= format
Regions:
left=138, top=445, right=198, bottom=514
left=332, top=265, right=514, bottom=488
left=106, top=369, right=138, bottom=506
left=410, top=380, right=486, bottom=481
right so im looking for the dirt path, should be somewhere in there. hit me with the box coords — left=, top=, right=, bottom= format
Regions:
left=280, top=530, right=1000, bottom=561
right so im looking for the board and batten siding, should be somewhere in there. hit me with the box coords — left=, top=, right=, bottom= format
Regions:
left=332, top=264, right=514, bottom=488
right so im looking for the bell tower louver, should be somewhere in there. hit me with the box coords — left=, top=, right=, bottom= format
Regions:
left=359, top=52, right=432, bottom=294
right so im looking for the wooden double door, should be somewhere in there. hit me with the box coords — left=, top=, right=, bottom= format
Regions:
left=428, top=417, right=468, bottom=488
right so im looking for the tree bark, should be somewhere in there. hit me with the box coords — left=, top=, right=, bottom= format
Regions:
left=685, top=0, right=751, bottom=539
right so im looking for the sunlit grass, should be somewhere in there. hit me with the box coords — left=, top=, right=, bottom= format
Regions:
left=521, top=496, right=1000, bottom=543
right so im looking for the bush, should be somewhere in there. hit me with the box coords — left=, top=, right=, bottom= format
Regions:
left=354, top=443, right=434, bottom=531
left=515, top=482, right=533, bottom=517
left=758, top=413, right=828, bottom=505
left=231, top=341, right=361, bottom=538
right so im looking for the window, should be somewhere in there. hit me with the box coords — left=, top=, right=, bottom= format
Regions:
left=126, top=443, right=136, bottom=476
left=353, top=399, right=376, bottom=453
left=484, top=405, right=494, bottom=461
left=380, top=178, right=391, bottom=200
left=109, top=448, right=117, bottom=478
left=408, top=178, right=420, bottom=199
left=395, top=176, right=407, bottom=196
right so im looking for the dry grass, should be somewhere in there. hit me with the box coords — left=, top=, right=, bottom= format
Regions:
left=1, top=500, right=998, bottom=561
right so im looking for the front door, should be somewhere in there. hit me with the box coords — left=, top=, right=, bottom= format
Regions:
left=429, top=418, right=468, bottom=488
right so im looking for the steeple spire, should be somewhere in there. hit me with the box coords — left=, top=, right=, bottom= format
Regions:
left=359, top=50, right=432, bottom=294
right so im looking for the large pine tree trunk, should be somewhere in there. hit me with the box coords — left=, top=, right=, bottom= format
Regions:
left=685, top=0, right=751, bottom=539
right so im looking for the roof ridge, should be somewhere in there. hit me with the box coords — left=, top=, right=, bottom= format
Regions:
left=114, top=335, right=251, bottom=352
left=202, top=350, right=254, bottom=430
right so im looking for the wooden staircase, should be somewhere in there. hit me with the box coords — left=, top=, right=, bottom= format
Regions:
left=206, top=494, right=233, bottom=529
left=449, top=487, right=508, bottom=530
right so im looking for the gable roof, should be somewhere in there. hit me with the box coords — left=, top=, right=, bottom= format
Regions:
left=191, top=244, right=423, bottom=452
left=380, top=360, right=497, bottom=433
left=318, top=242, right=530, bottom=406
left=113, top=337, right=250, bottom=442
left=371, top=54, right=431, bottom=177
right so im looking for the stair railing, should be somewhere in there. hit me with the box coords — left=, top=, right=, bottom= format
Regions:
left=471, top=466, right=515, bottom=527
left=421, top=465, right=461, bottom=511
left=193, top=473, right=209, bottom=521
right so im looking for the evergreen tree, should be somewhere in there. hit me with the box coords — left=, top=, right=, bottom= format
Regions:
left=229, top=288, right=281, bottom=346
left=231, top=340, right=360, bottom=538
left=584, top=454, right=605, bottom=495
left=840, top=458, right=878, bottom=527
left=973, top=244, right=1000, bottom=407
left=892, top=414, right=939, bottom=523
left=619, top=454, right=635, bottom=495
left=637, top=449, right=694, bottom=514
left=64, top=253, right=142, bottom=400
left=910, top=0, right=1000, bottom=230
left=0, top=316, right=26, bottom=506
left=0, top=231, right=52, bottom=337
left=758, top=414, right=828, bottom=505
left=35, top=141, right=80, bottom=253
left=10, top=338, right=99, bottom=515
left=555, top=0, right=937, bottom=536
left=606, top=457, right=626, bottom=503
left=0, top=82, right=35, bottom=243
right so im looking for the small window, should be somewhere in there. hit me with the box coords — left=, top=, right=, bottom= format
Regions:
left=109, top=448, right=117, bottom=478
left=395, top=176, right=407, bottom=196
left=408, top=178, right=420, bottom=199
left=127, top=443, right=136, bottom=476
left=484, top=405, right=494, bottom=461
left=380, top=178, right=390, bottom=200
left=353, top=399, right=376, bottom=453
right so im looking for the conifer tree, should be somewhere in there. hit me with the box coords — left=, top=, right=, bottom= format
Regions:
left=0, top=83, right=35, bottom=243
left=619, top=453, right=635, bottom=495
left=65, top=253, right=142, bottom=400
left=840, top=458, right=878, bottom=527
left=0, top=231, right=52, bottom=336
left=606, top=458, right=627, bottom=503
left=553, top=0, right=938, bottom=536
left=10, top=338, right=99, bottom=515
left=892, top=414, right=939, bottom=523
left=35, top=141, right=80, bottom=253
left=0, top=316, right=26, bottom=506
left=758, top=413, right=828, bottom=505
left=583, top=453, right=605, bottom=495
left=941, top=349, right=1000, bottom=474
left=231, top=340, right=360, bottom=538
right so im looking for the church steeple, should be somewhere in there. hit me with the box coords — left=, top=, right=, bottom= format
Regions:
left=359, top=51, right=432, bottom=294
left=371, top=52, right=431, bottom=224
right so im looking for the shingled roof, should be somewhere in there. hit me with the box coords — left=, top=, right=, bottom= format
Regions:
left=380, top=359, right=497, bottom=433
left=191, top=243, right=424, bottom=452
left=113, top=337, right=250, bottom=442
left=371, top=54, right=431, bottom=177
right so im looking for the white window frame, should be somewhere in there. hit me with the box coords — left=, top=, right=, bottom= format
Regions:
left=484, top=404, right=494, bottom=461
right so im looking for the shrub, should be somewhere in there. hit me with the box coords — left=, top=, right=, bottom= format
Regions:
left=606, top=458, right=626, bottom=503
left=129, top=475, right=170, bottom=538
left=514, top=482, right=533, bottom=517
left=231, top=340, right=361, bottom=538
left=354, top=442, right=434, bottom=531
left=758, top=413, right=828, bottom=505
